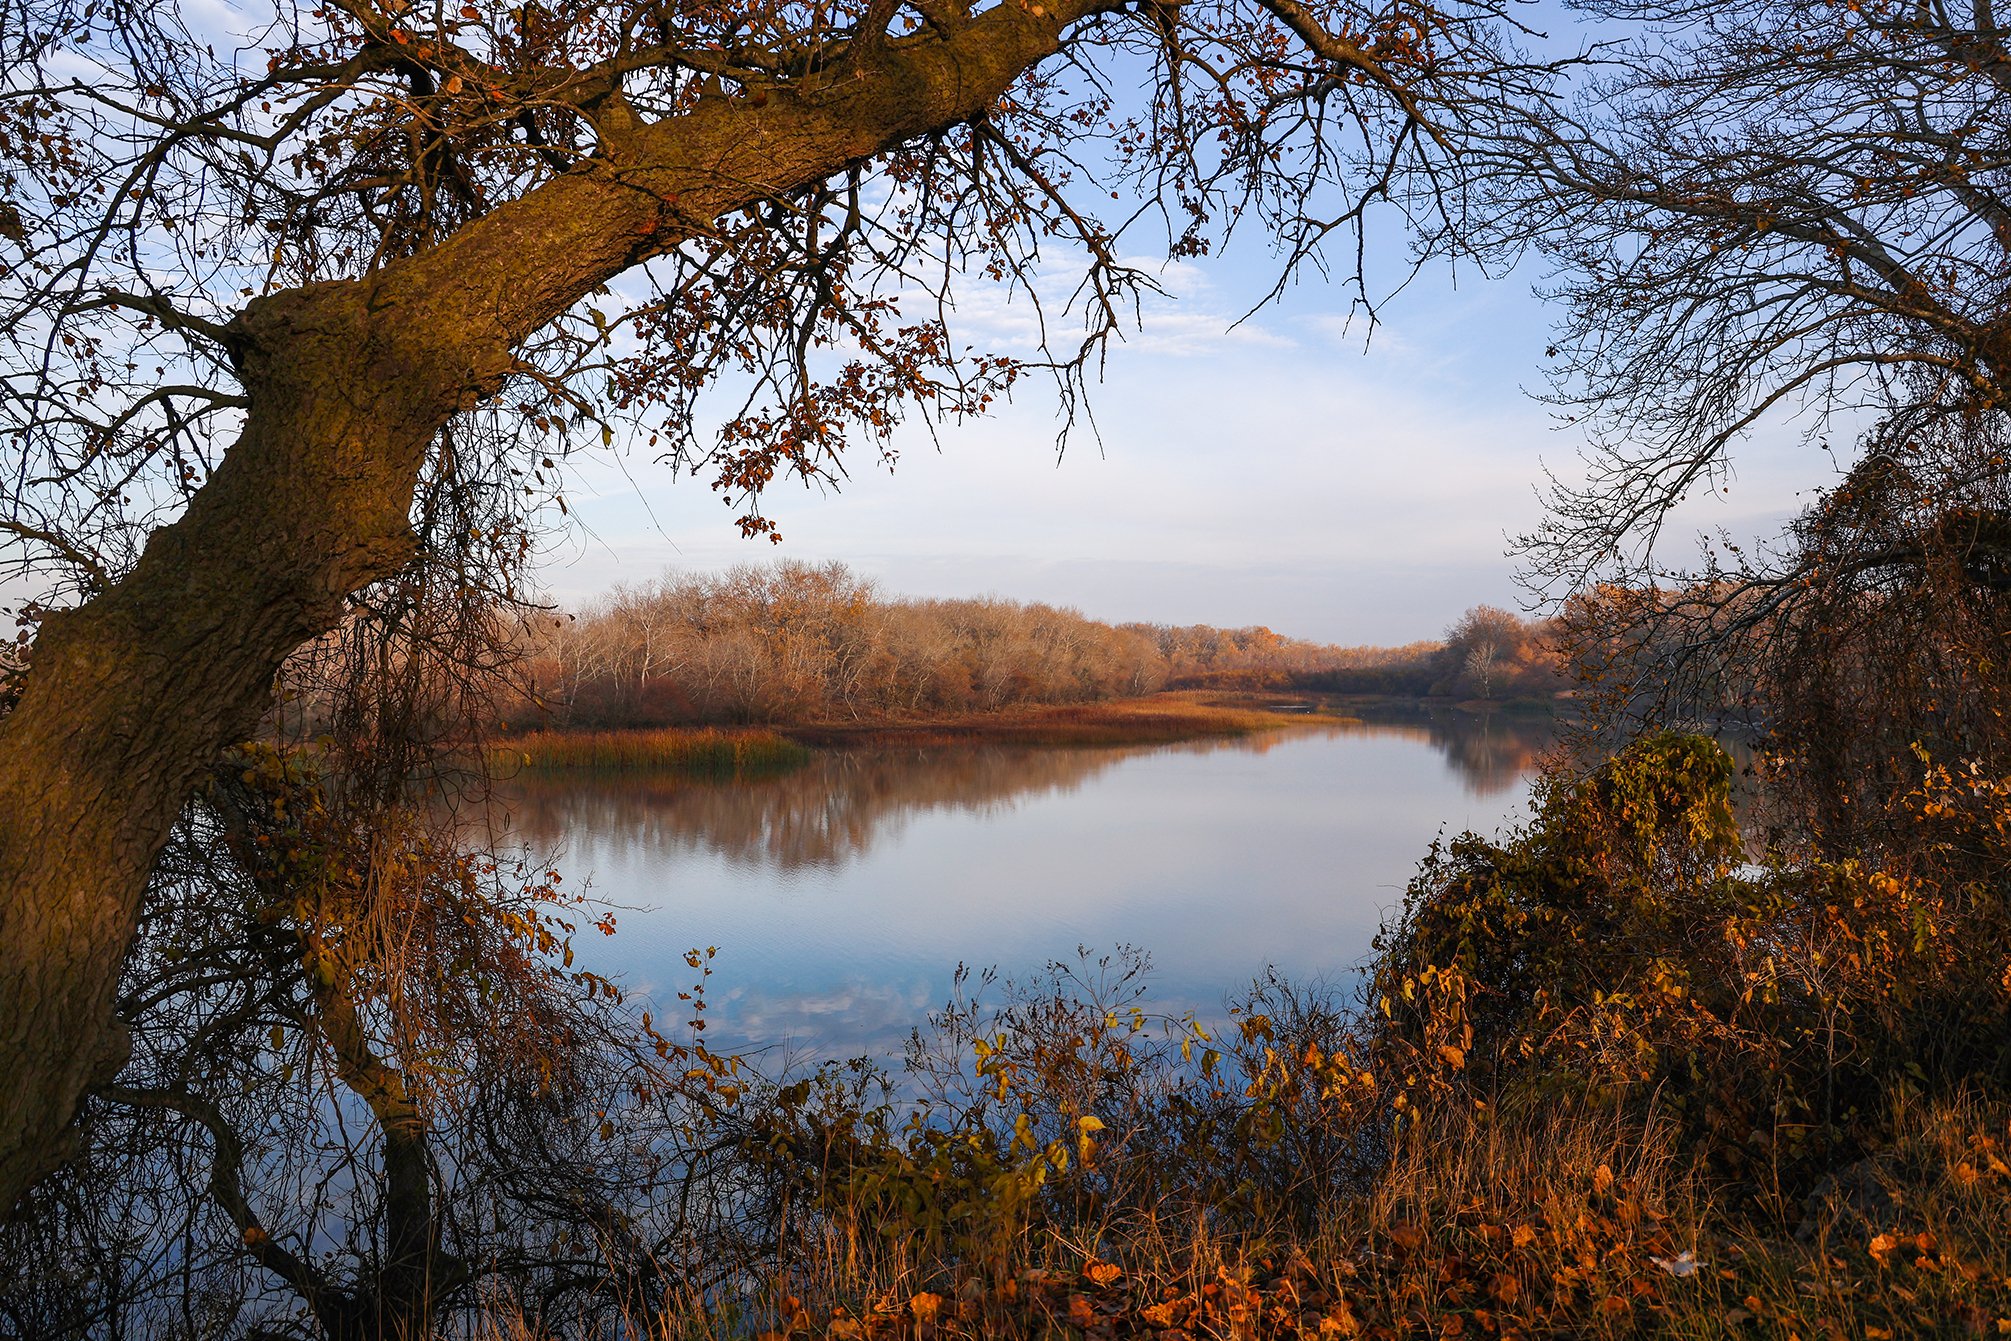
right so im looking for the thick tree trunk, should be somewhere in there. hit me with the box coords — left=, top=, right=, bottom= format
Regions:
left=0, top=0, right=1093, bottom=1210
left=0, top=284, right=468, bottom=1208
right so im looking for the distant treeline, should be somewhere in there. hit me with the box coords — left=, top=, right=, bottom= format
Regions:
left=515, top=562, right=1568, bottom=729
left=1269, top=604, right=1568, bottom=701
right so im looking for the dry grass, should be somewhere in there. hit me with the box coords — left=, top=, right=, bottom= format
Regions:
left=476, top=1100, right=2011, bottom=1338
left=488, top=726, right=812, bottom=777
left=1652, top=1091, right=2011, bottom=1341
left=466, top=1081, right=2011, bottom=1340
left=781, top=692, right=1303, bottom=750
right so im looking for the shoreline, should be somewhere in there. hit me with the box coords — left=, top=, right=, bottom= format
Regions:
left=775, top=689, right=1307, bottom=749
left=493, top=689, right=1572, bottom=773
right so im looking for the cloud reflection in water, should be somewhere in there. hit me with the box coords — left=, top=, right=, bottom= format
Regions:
left=491, top=710, right=1556, bottom=1062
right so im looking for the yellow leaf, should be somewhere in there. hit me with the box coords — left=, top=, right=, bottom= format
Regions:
left=1438, top=1043, right=1466, bottom=1070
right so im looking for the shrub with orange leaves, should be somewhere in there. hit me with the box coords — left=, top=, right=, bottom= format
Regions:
left=1375, top=732, right=2011, bottom=1198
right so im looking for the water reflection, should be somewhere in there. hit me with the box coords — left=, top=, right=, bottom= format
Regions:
left=497, top=709, right=1557, bottom=873
left=1332, top=705, right=1558, bottom=798
left=502, top=739, right=1159, bottom=870
left=491, top=712, right=1556, bottom=1061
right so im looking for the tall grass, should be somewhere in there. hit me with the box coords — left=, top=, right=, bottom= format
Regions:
left=782, top=692, right=1299, bottom=749
left=470, top=994, right=2011, bottom=1341
left=490, top=726, right=812, bottom=778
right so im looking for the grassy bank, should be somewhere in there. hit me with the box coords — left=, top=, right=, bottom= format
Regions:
left=779, top=690, right=1306, bottom=749
left=518, top=1095, right=2002, bottom=1341
left=490, top=693, right=1302, bottom=777
left=498, top=692, right=1312, bottom=764
left=488, top=725, right=812, bottom=777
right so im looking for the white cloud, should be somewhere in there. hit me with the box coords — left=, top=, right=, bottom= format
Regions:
left=539, top=251, right=1810, bottom=644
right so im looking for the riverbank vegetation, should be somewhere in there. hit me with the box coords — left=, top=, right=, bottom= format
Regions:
left=510, top=560, right=1568, bottom=737
left=487, top=695, right=1299, bottom=776
left=776, top=692, right=1310, bottom=750
left=492, top=725, right=811, bottom=776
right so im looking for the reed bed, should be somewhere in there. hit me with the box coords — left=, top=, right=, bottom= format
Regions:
left=782, top=693, right=1298, bottom=750
left=490, top=726, right=812, bottom=777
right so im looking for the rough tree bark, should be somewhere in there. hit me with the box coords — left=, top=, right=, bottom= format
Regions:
left=0, top=0, right=1104, bottom=1209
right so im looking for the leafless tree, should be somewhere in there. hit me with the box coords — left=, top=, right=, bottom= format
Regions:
left=1485, top=0, right=2011, bottom=829
left=1496, top=0, right=2011, bottom=599
left=541, top=561, right=1172, bottom=723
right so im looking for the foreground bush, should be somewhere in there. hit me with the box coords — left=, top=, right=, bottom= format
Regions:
left=1376, top=733, right=2011, bottom=1200
left=599, top=1091, right=2008, bottom=1340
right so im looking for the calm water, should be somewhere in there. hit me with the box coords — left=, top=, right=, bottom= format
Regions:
left=494, top=709, right=1556, bottom=1064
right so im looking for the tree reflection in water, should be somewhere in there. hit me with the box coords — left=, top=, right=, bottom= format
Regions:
left=1331, top=707, right=1560, bottom=799
left=493, top=711, right=1556, bottom=871
left=482, top=713, right=1558, bottom=1060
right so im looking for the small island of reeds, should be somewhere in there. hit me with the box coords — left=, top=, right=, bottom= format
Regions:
left=489, top=725, right=812, bottom=777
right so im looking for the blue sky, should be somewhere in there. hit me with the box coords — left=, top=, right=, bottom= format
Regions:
left=513, top=1, right=1837, bottom=647
left=540, top=240, right=1819, bottom=646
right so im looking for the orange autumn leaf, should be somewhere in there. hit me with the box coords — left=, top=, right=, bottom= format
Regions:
left=1318, top=1305, right=1361, bottom=1337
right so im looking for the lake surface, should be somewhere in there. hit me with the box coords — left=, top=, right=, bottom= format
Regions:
left=493, top=708, right=1556, bottom=1065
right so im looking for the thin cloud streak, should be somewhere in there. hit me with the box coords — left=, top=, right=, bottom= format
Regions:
left=542, top=259, right=1807, bottom=644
